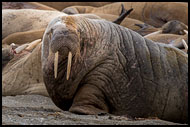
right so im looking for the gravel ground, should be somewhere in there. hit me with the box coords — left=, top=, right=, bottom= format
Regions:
left=2, top=95, right=187, bottom=125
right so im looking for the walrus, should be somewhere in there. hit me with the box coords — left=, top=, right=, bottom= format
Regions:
left=41, top=15, right=188, bottom=123
left=62, top=2, right=188, bottom=27
left=2, top=41, right=49, bottom=96
left=2, top=9, right=67, bottom=39
left=146, top=34, right=188, bottom=53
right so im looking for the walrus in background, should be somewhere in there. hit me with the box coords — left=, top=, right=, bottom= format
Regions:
left=140, top=20, right=188, bottom=37
left=2, top=41, right=49, bottom=96
left=2, top=2, right=57, bottom=11
left=39, top=2, right=113, bottom=11
left=2, top=29, right=46, bottom=46
left=146, top=34, right=187, bottom=44
left=2, top=9, right=67, bottom=39
left=62, top=2, right=188, bottom=28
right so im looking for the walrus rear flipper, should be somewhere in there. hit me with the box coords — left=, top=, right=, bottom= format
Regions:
left=113, top=4, right=133, bottom=25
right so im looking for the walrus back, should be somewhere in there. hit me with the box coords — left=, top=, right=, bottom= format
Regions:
left=117, top=26, right=188, bottom=123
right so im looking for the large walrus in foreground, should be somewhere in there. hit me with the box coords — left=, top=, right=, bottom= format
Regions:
left=42, top=15, right=188, bottom=123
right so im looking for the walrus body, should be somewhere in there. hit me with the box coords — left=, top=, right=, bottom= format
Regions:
left=63, top=2, right=188, bottom=27
left=2, top=43, right=49, bottom=96
left=147, top=34, right=188, bottom=44
left=2, top=9, right=67, bottom=39
left=42, top=15, right=188, bottom=123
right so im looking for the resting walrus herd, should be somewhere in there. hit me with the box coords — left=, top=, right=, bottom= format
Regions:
left=2, top=2, right=188, bottom=124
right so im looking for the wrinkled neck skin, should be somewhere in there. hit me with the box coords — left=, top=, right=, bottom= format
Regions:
left=42, top=16, right=122, bottom=110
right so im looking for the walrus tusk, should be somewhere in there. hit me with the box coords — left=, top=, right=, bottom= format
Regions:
left=184, top=30, right=188, bottom=34
left=144, top=30, right=162, bottom=38
left=25, top=39, right=42, bottom=50
left=54, top=51, right=59, bottom=78
left=182, top=39, right=188, bottom=51
left=14, top=44, right=29, bottom=53
left=67, top=52, right=72, bottom=80
left=10, top=43, right=16, bottom=47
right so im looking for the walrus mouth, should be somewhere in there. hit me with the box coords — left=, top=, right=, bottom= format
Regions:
left=54, top=51, right=72, bottom=80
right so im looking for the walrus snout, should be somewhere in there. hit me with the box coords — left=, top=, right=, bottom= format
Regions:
left=50, top=32, right=78, bottom=58
left=49, top=26, right=79, bottom=54
left=48, top=26, right=79, bottom=80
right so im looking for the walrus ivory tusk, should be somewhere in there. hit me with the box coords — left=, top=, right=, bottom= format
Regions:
left=144, top=30, right=162, bottom=38
left=182, top=39, right=188, bottom=51
left=67, top=52, right=72, bottom=80
left=184, top=30, right=188, bottom=34
left=54, top=51, right=59, bottom=78
left=10, top=43, right=16, bottom=47
left=14, top=44, right=29, bottom=53
left=25, top=39, right=42, bottom=50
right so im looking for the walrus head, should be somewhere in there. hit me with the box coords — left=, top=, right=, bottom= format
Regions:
left=42, top=16, right=81, bottom=79
left=162, top=20, right=188, bottom=35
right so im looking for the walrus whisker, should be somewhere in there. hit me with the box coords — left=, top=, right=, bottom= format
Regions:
left=14, top=44, right=29, bottom=53
left=54, top=51, right=59, bottom=78
left=144, top=30, right=162, bottom=38
left=67, top=51, right=72, bottom=80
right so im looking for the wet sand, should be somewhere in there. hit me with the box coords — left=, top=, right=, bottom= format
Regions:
left=2, top=95, right=186, bottom=125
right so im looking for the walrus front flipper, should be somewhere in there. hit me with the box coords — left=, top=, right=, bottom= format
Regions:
left=113, top=4, right=133, bottom=25
left=69, top=83, right=109, bottom=115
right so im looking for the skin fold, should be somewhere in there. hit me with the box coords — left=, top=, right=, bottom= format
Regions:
left=42, top=15, right=188, bottom=123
